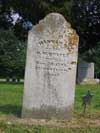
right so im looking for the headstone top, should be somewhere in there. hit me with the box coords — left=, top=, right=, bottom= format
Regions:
left=31, top=13, right=78, bottom=47
left=33, top=13, right=70, bottom=32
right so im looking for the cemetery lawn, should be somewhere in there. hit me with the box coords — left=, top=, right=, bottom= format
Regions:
left=0, top=82, right=100, bottom=132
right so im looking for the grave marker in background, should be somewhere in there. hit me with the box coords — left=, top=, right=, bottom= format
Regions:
left=77, top=62, right=99, bottom=84
left=77, top=62, right=94, bottom=82
left=22, top=13, right=79, bottom=119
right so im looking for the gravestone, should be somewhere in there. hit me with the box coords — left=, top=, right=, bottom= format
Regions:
left=77, top=62, right=99, bottom=84
left=77, top=62, right=94, bottom=82
left=22, top=13, right=79, bottom=119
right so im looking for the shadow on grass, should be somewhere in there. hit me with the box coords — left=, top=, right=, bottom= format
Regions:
left=0, top=81, right=24, bottom=85
left=0, top=104, right=22, bottom=117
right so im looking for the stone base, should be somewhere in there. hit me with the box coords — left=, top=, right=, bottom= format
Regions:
left=79, top=78, right=100, bottom=84
left=22, top=106, right=73, bottom=120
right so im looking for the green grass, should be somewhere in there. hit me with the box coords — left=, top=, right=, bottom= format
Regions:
left=0, top=82, right=100, bottom=116
left=0, top=82, right=100, bottom=132
left=75, top=84, right=100, bottom=116
left=0, top=82, right=23, bottom=116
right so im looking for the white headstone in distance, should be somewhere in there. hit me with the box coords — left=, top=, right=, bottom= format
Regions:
left=77, top=62, right=94, bottom=82
left=77, top=62, right=99, bottom=84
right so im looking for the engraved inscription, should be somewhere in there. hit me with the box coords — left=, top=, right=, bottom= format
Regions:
left=34, top=38, right=77, bottom=76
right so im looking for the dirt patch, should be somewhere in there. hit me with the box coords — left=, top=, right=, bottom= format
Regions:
left=0, top=115, right=100, bottom=128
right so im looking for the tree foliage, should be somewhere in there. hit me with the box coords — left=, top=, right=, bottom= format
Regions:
left=71, top=0, right=100, bottom=52
left=0, top=0, right=74, bottom=40
left=0, top=28, right=26, bottom=79
left=0, top=0, right=100, bottom=78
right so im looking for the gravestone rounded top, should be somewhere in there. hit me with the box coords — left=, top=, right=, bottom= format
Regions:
left=32, top=13, right=70, bottom=33
left=30, top=13, right=78, bottom=49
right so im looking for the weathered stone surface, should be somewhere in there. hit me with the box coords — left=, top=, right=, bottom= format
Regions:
left=22, top=13, right=79, bottom=119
